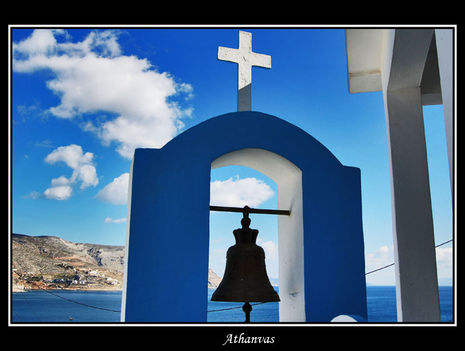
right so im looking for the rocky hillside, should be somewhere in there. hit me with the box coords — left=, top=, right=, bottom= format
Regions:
left=12, top=233, right=125, bottom=292
left=12, top=233, right=222, bottom=292
left=208, top=268, right=222, bottom=289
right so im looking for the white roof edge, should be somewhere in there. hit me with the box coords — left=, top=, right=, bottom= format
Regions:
left=345, top=29, right=386, bottom=93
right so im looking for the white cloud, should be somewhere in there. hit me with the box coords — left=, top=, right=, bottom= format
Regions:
left=436, top=246, right=452, bottom=284
left=210, top=176, right=274, bottom=208
left=42, top=144, right=98, bottom=200
left=366, top=245, right=393, bottom=271
left=365, top=244, right=453, bottom=286
left=43, top=185, right=73, bottom=200
left=104, top=217, right=127, bottom=224
left=13, top=29, right=193, bottom=159
left=365, top=245, right=395, bottom=285
left=95, top=173, right=274, bottom=207
left=257, top=238, right=279, bottom=278
left=13, top=29, right=64, bottom=57
left=24, top=191, right=41, bottom=200
left=45, top=144, right=98, bottom=189
left=51, top=175, right=70, bottom=186
left=96, top=173, right=130, bottom=205
left=257, top=238, right=278, bottom=261
left=73, top=164, right=98, bottom=189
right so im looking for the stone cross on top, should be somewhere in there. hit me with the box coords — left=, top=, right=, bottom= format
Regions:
left=218, top=31, right=271, bottom=111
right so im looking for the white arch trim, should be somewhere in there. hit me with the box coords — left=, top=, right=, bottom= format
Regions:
left=211, top=148, right=305, bottom=322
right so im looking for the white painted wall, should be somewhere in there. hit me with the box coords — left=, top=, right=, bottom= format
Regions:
left=345, top=28, right=454, bottom=322
left=120, top=157, right=134, bottom=322
left=435, top=29, right=454, bottom=191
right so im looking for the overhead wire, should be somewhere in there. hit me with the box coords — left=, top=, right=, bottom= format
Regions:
left=365, top=239, right=453, bottom=276
left=38, top=288, right=121, bottom=313
left=24, top=238, right=453, bottom=315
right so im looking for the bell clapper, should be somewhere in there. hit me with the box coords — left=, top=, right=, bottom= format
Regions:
left=242, top=302, right=252, bottom=323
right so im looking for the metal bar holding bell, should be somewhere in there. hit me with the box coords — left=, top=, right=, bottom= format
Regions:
left=209, top=205, right=290, bottom=216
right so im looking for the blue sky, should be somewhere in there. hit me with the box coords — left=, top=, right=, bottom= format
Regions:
left=10, top=26, right=453, bottom=285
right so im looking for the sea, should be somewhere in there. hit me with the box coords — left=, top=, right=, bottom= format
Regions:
left=11, top=286, right=453, bottom=323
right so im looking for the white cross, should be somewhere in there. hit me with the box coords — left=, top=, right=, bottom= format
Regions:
left=218, top=31, right=271, bottom=111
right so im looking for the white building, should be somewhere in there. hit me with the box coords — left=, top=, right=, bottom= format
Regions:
left=345, top=28, right=454, bottom=322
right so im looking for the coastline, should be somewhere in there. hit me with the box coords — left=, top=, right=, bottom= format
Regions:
left=12, top=284, right=122, bottom=293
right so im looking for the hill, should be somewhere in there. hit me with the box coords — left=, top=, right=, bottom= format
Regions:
left=11, top=233, right=222, bottom=292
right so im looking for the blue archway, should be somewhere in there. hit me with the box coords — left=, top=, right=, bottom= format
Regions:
left=122, top=111, right=367, bottom=322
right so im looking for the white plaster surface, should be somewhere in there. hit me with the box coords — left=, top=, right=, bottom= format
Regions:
left=218, top=31, right=271, bottom=111
left=346, top=28, right=450, bottom=322
left=435, top=29, right=454, bottom=191
left=331, top=315, right=358, bottom=322
left=120, top=158, right=134, bottom=322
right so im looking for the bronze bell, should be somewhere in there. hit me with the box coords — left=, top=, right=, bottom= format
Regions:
left=211, top=207, right=280, bottom=304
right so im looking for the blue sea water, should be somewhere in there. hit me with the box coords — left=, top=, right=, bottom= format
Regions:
left=11, top=286, right=453, bottom=323
left=11, top=290, right=122, bottom=323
